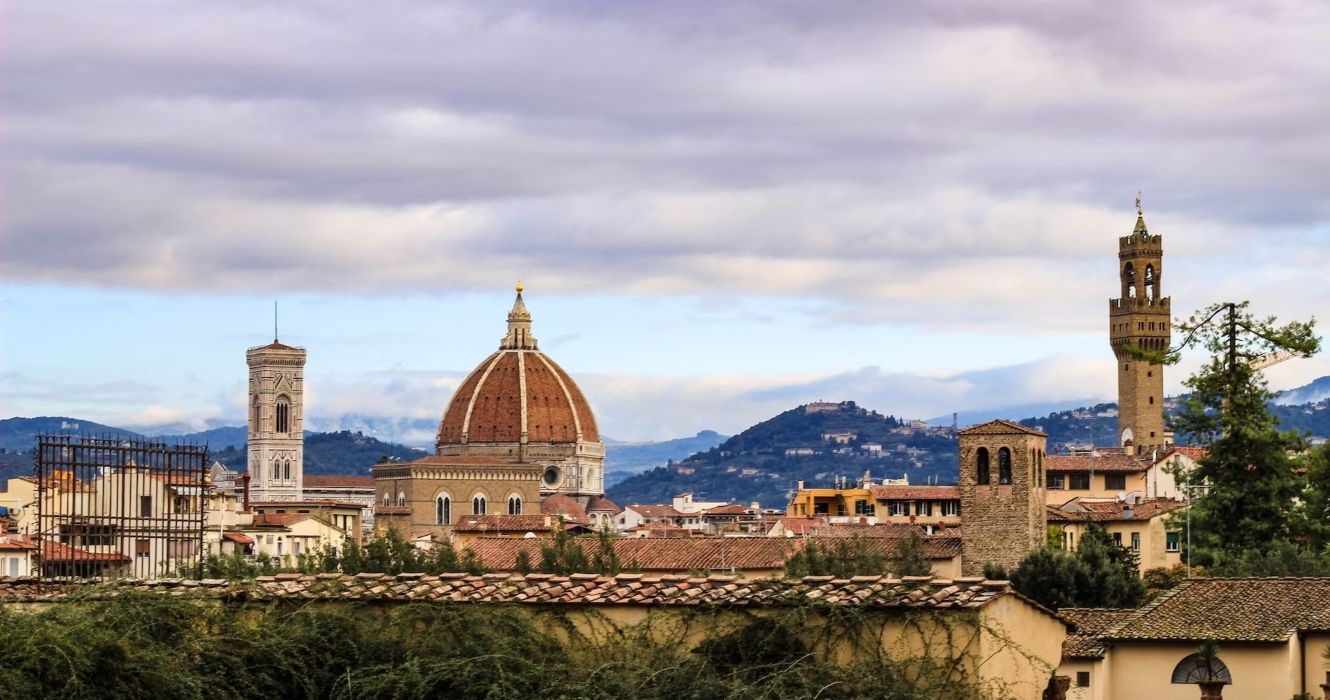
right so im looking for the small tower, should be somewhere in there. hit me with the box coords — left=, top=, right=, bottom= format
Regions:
left=1109, top=201, right=1170, bottom=455
left=957, top=419, right=1047, bottom=576
left=246, top=336, right=307, bottom=502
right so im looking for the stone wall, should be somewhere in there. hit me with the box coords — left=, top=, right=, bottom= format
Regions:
left=958, top=422, right=1048, bottom=576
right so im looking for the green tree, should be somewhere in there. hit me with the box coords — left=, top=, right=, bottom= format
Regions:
left=1296, top=442, right=1330, bottom=550
left=1142, top=301, right=1319, bottom=562
left=784, top=537, right=889, bottom=579
left=1009, top=524, right=1144, bottom=610
left=888, top=532, right=932, bottom=576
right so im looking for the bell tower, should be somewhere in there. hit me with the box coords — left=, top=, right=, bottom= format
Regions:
left=1109, top=200, right=1170, bottom=456
left=246, top=336, right=307, bottom=502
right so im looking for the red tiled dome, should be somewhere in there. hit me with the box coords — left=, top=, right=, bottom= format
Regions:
left=436, top=287, right=599, bottom=448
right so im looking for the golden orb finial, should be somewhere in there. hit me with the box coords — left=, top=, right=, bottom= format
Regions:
left=516, top=280, right=524, bottom=294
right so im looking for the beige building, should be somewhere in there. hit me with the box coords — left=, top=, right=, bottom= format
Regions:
left=1048, top=497, right=1186, bottom=573
left=1061, top=578, right=1330, bottom=700
left=1045, top=450, right=1184, bottom=506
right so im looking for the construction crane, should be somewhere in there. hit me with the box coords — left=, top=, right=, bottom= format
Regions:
left=1249, top=349, right=1299, bottom=372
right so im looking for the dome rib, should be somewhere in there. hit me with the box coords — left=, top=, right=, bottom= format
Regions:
left=460, top=351, right=506, bottom=441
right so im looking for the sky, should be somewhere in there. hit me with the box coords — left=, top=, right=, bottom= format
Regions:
left=2, top=1, right=1329, bottom=444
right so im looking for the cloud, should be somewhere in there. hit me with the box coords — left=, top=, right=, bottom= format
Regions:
left=2, top=0, right=1328, bottom=331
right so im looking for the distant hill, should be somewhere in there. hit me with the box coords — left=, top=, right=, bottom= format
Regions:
left=1277, top=375, right=1330, bottom=406
left=604, top=430, right=727, bottom=486
left=608, top=401, right=958, bottom=509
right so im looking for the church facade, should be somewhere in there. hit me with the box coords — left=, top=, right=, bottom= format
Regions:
left=373, top=284, right=607, bottom=537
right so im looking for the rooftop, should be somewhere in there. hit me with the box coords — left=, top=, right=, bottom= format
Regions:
left=1058, top=608, right=1135, bottom=659
left=957, top=419, right=1045, bottom=437
left=869, top=485, right=961, bottom=501
left=0, top=572, right=1020, bottom=610
left=1045, top=453, right=1148, bottom=473
left=1047, top=498, right=1186, bottom=523
left=1105, top=577, right=1330, bottom=643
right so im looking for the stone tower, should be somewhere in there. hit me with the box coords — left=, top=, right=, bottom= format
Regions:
left=1108, top=204, right=1170, bottom=456
left=246, top=339, right=307, bottom=502
left=957, top=419, right=1047, bottom=576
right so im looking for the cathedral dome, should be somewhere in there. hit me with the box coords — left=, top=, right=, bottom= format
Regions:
left=435, top=286, right=600, bottom=449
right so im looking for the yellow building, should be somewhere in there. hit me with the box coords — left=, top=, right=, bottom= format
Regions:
left=1048, top=498, right=1185, bottom=573
left=785, top=481, right=960, bottom=527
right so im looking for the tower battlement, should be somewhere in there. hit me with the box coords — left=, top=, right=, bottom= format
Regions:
left=1108, top=210, right=1169, bottom=455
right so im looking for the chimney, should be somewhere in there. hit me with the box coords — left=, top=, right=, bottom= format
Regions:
left=241, top=473, right=252, bottom=512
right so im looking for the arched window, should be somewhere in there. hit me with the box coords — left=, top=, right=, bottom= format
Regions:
left=1144, top=264, right=1157, bottom=301
left=976, top=448, right=991, bottom=485
left=436, top=496, right=451, bottom=525
left=283, top=460, right=292, bottom=480
left=382, top=492, right=390, bottom=506
left=275, top=396, right=291, bottom=434
left=397, top=492, right=406, bottom=507
left=1123, top=262, right=1136, bottom=298
left=1171, top=652, right=1232, bottom=684
left=473, top=495, right=487, bottom=515
left=250, top=395, right=260, bottom=431
left=508, top=496, right=522, bottom=515
left=998, top=447, right=1012, bottom=485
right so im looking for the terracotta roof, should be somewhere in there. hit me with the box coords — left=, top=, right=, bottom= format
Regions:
left=0, top=572, right=1021, bottom=610
left=809, top=523, right=951, bottom=538
left=41, top=541, right=131, bottom=563
left=436, top=345, right=600, bottom=446
left=463, top=536, right=797, bottom=573
left=540, top=494, right=588, bottom=523
left=626, top=504, right=683, bottom=519
left=1047, top=498, right=1186, bottom=523
left=1058, top=608, right=1135, bottom=659
left=585, top=495, right=620, bottom=513
left=303, top=475, right=375, bottom=488
left=251, top=512, right=311, bottom=527
left=869, top=485, right=961, bottom=501
left=957, top=419, right=1045, bottom=437
left=452, top=514, right=561, bottom=533
left=0, top=538, right=37, bottom=551
left=775, top=517, right=818, bottom=535
left=1045, top=453, right=1148, bottom=473
left=807, top=535, right=962, bottom=560
left=222, top=532, right=254, bottom=546
left=1105, top=578, right=1330, bottom=642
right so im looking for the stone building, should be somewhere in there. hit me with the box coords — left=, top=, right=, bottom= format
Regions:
left=957, top=419, right=1047, bottom=576
left=373, top=284, right=606, bottom=538
left=246, top=339, right=306, bottom=501
left=1108, top=204, right=1171, bottom=456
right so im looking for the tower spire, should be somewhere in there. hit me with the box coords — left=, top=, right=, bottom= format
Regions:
left=500, top=281, right=538, bottom=350
left=1133, top=192, right=1149, bottom=237
left=274, top=300, right=279, bottom=343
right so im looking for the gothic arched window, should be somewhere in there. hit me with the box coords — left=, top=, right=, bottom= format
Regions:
left=437, top=496, right=451, bottom=525
left=1123, top=262, right=1136, bottom=298
left=382, top=492, right=390, bottom=506
left=508, top=496, right=522, bottom=515
left=998, top=447, right=1013, bottom=485
left=976, top=448, right=991, bottom=485
left=397, top=492, right=406, bottom=507
left=275, top=396, right=291, bottom=434
left=473, top=495, right=487, bottom=516
left=250, top=395, right=260, bottom=431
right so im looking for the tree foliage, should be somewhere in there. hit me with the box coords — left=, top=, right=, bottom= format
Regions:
left=1009, top=524, right=1145, bottom=610
left=1146, top=302, right=1320, bottom=561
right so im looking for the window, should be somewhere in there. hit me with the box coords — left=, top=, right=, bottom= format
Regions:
left=1166, top=531, right=1180, bottom=552
left=854, top=499, right=874, bottom=516
left=813, top=502, right=829, bottom=515
left=1112, top=532, right=1122, bottom=546
left=1076, top=671, right=1090, bottom=687
left=437, top=496, right=451, bottom=525
left=976, top=447, right=990, bottom=485
left=250, top=395, right=260, bottom=431
left=508, top=496, right=522, bottom=515
left=472, top=495, right=487, bottom=515
left=382, top=492, right=390, bottom=506
left=1048, top=474, right=1065, bottom=489
left=174, top=495, right=190, bottom=513
left=887, top=501, right=909, bottom=517
left=941, top=501, right=960, bottom=517
left=276, top=397, right=290, bottom=434
left=396, top=492, right=406, bottom=507
left=1130, top=532, right=1140, bottom=551
left=998, top=447, right=1012, bottom=485
left=283, top=460, right=292, bottom=480
left=135, top=539, right=151, bottom=558
left=1104, top=474, right=1127, bottom=490
left=1069, top=474, right=1090, bottom=490
left=140, top=495, right=153, bottom=517
left=915, top=500, right=933, bottom=516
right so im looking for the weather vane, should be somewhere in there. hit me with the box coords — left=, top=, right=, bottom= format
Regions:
left=1135, top=191, right=1143, bottom=216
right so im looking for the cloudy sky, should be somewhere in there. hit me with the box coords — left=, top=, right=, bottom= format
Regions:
left=2, top=1, right=1328, bottom=443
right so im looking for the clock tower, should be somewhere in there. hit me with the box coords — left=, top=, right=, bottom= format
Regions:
left=246, top=338, right=307, bottom=501
left=1109, top=202, right=1170, bottom=456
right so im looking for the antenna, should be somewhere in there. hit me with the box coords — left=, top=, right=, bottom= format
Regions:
left=274, top=300, right=279, bottom=342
